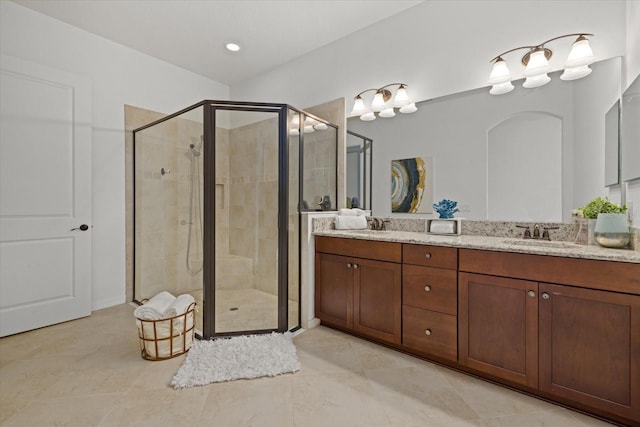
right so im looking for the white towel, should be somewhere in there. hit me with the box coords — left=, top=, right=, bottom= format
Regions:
left=335, top=215, right=368, bottom=230
left=163, top=294, right=196, bottom=318
left=338, top=208, right=366, bottom=216
left=134, top=291, right=176, bottom=320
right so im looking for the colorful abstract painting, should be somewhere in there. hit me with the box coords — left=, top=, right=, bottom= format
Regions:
left=391, top=157, right=433, bottom=213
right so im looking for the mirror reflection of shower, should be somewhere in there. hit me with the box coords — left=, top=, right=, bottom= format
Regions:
left=186, top=136, right=203, bottom=274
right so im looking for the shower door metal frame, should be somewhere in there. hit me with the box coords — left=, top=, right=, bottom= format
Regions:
left=132, top=99, right=338, bottom=340
left=203, top=102, right=289, bottom=338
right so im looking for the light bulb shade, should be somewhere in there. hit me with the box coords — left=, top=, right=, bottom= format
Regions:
left=489, top=59, right=512, bottom=85
left=360, top=112, right=376, bottom=121
left=379, top=108, right=396, bottom=118
left=490, top=81, right=515, bottom=95
left=303, top=125, right=315, bottom=133
left=350, top=96, right=367, bottom=116
left=289, top=128, right=300, bottom=136
left=313, top=122, right=328, bottom=130
left=290, top=114, right=300, bottom=128
left=525, top=49, right=550, bottom=77
left=399, top=103, right=417, bottom=114
left=371, top=91, right=387, bottom=112
left=523, top=73, right=551, bottom=88
left=393, top=86, right=410, bottom=107
left=560, top=64, right=592, bottom=80
left=565, top=38, right=595, bottom=68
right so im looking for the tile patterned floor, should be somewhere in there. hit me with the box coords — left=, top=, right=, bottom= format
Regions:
left=0, top=303, right=616, bottom=426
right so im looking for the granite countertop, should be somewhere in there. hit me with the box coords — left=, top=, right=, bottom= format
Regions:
left=314, top=229, right=640, bottom=264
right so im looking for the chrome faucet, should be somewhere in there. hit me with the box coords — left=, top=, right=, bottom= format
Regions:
left=533, top=224, right=541, bottom=239
left=516, top=224, right=559, bottom=240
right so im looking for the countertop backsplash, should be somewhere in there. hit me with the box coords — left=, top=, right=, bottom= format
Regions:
left=312, top=216, right=639, bottom=251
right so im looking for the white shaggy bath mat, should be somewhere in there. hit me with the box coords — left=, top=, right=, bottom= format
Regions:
left=170, top=332, right=299, bottom=389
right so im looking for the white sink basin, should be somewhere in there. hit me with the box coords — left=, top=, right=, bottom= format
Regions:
left=503, top=239, right=579, bottom=249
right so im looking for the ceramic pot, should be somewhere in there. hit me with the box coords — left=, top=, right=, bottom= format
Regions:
left=594, top=213, right=630, bottom=248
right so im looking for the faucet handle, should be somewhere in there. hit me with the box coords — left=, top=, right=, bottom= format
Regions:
left=542, top=226, right=560, bottom=241
left=515, top=225, right=531, bottom=239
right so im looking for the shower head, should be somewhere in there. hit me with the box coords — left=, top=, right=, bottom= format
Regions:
left=189, top=143, right=201, bottom=157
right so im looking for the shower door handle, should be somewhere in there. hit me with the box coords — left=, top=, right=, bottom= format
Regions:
left=70, top=224, right=89, bottom=231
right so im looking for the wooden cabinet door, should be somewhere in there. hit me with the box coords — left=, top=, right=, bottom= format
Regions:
left=353, top=258, right=402, bottom=344
left=539, top=283, right=640, bottom=422
left=459, top=272, right=538, bottom=388
left=315, top=252, right=353, bottom=329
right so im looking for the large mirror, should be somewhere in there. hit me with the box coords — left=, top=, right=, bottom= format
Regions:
left=605, top=99, right=620, bottom=186
left=346, top=130, right=372, bottom=210
left=621, top=74, right=640, bottom=182
left=348, top=57, right=622, bottom=222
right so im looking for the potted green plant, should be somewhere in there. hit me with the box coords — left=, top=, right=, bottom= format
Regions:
left=576, top=197, right=629, bottom=248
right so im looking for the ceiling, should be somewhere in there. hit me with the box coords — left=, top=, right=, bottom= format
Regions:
left=12, top=0, right=423, bottom=86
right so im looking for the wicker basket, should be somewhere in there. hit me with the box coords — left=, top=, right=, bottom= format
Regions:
left=135, top=301, right=196, bottom=361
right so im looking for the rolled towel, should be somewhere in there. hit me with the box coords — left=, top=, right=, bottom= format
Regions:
left=134, top=291, right=176, bottom=320
left=338, top=208, right=366, bottom=216
left=335, top=215, right=368, bottom=230
left=163, top=294, right=196, bottom=318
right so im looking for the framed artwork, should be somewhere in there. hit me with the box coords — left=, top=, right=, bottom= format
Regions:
left=391, top=157, right=433, bottom=213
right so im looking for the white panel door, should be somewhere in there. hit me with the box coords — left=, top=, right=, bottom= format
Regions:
left=0, top=55, right=92, bottom=337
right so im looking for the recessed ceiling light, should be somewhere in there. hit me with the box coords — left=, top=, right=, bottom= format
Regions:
left=225, top=42, right=240, bottom=52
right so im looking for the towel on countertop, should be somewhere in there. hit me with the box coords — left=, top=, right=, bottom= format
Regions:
left=134, top=291, right=176, bottom=320
left=163, top=293, right=196, bottom=318
left=335, top=215, right=368, bottom=230
left=338, top=208, right=366, bottom=216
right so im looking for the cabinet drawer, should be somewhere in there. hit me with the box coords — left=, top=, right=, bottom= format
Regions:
left=403, top=244, right=457, bottom=269
left=403, top=264, right=457, bottom=315
left=316, top=236, right=402, bottom=263
left=403, top=305, right=457, bottom=361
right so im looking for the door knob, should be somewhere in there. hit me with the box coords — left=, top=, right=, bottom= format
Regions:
left=70, top=224, right=89, bottom=231
left=542, top=292, right=550, bottom=300
left=424, top=253, right=432, bottom=259
left=425, top=329, right=432, bottom=336
left=527, top=290, right=536, bottom=298
left=424, top=285, right=431, bottom=292
left=347, top=263, right=352, bottom=269
left=353, top=264, right=359, bottom=269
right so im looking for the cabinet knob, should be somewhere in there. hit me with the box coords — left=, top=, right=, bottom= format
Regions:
left=424, top=285, right=431, bottom=292
left=353, top=264, right=359, bottom=269
left=347, top=263, right=352, bottom=269
left=425, top=329, right=432, bottom=336
left=527, top=290, right=536, bottom=298
left=424, top=253, right=432, bottom=259
left=542, top=292, right=550, bottom=300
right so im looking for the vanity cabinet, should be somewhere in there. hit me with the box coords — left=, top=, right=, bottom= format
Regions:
left=458, top=273, right=538, bottom=388
left=538, top=283, right=640, bottom=422
left=315, top=236, right=402, bottom=345
left=459, top=249, right=640, bottom=424
left=402, top=244, right=458, bottom=361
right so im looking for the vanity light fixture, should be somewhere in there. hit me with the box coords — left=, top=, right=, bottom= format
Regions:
left=289, top=114, right=329, bottom=136
left=489, top=33, right=595, bottom=95
left=350, top=83, right=417, bottom=121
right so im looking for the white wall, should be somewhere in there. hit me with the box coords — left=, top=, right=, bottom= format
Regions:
left=1, top=1, right=229, bottom=310
left=626, top=0, right=640, bottom=88
left=623, top=1, right=640, bottom=228
left=232, top=1, right=626, bottom=111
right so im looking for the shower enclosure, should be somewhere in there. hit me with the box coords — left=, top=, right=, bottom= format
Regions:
left=133, top=101, right=338, bottom=338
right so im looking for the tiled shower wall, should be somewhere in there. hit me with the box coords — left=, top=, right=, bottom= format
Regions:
left=132, top=110, right=205, bottom=300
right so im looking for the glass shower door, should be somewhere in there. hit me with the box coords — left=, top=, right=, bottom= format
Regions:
left=211, top=107, right=286, bottom=335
